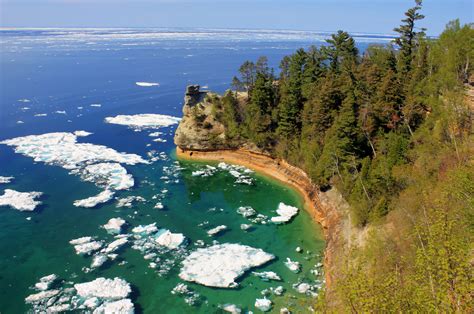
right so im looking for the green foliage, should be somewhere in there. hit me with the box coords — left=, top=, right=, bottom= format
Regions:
left=224, top=14, right=473, bottom=310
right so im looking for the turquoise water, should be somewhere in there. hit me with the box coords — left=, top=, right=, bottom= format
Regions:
left=0, top=28, right=387, bottom=313
left=0, top=144, right=324, bottom=313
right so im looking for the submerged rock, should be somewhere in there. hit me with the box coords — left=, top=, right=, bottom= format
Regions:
left=179, top=243, right=274, bottom=288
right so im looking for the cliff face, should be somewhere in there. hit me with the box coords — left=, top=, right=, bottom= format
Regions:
left=174, top=85, right=233, bottom=151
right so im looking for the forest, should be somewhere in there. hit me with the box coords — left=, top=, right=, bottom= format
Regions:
left=212, top=0, right=473, bottom=311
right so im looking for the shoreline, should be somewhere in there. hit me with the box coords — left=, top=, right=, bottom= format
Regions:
left=176, top=147, right=347, bottom=295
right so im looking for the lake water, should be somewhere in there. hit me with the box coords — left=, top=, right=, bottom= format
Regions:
left=0, top=28, right=390, bottom=313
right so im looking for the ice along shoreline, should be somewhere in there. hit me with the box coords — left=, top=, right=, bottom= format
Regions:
left=175, top=147, right=350, bottom=300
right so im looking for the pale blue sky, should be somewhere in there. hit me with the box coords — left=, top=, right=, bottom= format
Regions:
left=0, top=0, right=472, bottom=35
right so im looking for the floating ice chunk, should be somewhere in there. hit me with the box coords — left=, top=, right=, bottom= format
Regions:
left=74, top=277, right=131, bottom=300
left=90, top=104, right=102, bottom=107
left=34, top=113, right=47, bottom=117
left=73, top=190, right=114, bottom=208
left=0, top=132, right=146, bottom=199
left=18, top=98, right=31, bottom=103
left=296, top=246, right=303, bottom=253
left=74, top=130, right=93, bottom=137
left=103, top=217, right=126, bottom=234
left=207, top=225, right=228, bottom=237
left=148, top=131, right=163, bottom=137
left=228, top=170, right=241, bottom=178
left=255, top=298, right=272, bottom=312
left=240, top=224, right=253, bottom=231
left=222, top=303, right=242, bottom=313
left=280, top=307, right=290, bottom=314
left=55, top=110, right=67, bottom=114
left=273, top=286, right=285, bottom=296
left=132, top=223, right=158, bottom=236
left=81, top=163, right=134, bottom=191
left=34, top=274, right=57, bottom=291
left=105, top=114, right=180, bottom=130
left=70, top=236, right=94, bottom=245
left=0, top=176, right=14, bottom=184
left=236, top=206, right=256, bottom=218
left=0, top=189, right=42, bottom=211
left=270, top=203, right=299, bottom=224
left=93, top=298, right=134, bottom=314
left=25, top=290, right=60, bottom=304
left=154, top=229, right=185, bottom=249
left=70, top=237, right=103, bottom=255
left=136, top=82, right=159, bottom=87
left=116, top=195, right=145, bottom=208
left=91, top=254, right=108, bottom=268
left=17, top=120, right=24, bottom=124
left=284, top=258, right=301, bottom=273
left=154, top=202, right=164, bottom=209
left=294, top=282, right=311, bottom=294
left=179, top=243, right=274, bottom=288
left=103, top=238, right=128, bottom=253
left=252, top=271, right=281, bottom=281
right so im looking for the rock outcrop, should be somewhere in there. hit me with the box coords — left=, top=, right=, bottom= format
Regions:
left=174, top=85, right=231, bottom=151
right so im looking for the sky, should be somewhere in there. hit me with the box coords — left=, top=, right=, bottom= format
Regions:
left=0, top=0, right=472, bottom=35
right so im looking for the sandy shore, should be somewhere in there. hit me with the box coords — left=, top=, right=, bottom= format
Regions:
left=176, top=147, right=346, bottom=293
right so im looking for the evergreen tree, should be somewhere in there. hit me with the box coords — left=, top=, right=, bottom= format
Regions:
left=277, top=49, right=307, bottom=137
left=393, top=0, right=426, bottom=77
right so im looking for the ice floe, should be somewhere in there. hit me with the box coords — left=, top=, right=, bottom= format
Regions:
left=73, top=190, right=114, bottom=208
left=221, top=303, right=242, bottom=313
left=255, top=298, right=272, bottom=312
left=136, top=81, right=159, bottom=87
left=252, top=271, right=281, bottom=281
left=236, top=206, right=256, bottom=218
left=284, top=258, right=301, bottom=273
left=116, top=195, right=146, bottom=208
left=270, top=203, right=299, bottom=224
left=191, top=162, right=255, bottom=185
left=207, top=225, right=228, bottom=236
left=103, top=217, right=127, bottom=234
left=171, top=283, right=201, bottom=306
left=154, top=229, right=185, bottom=249
left=25, top=275, right=135, bottom=313
left=74, top=277, right=131, bottom=299
left=1, top=132, right=147, bottom=206
left=0, top=176, right=14, bottom=184
left=0, top=189, right=43, bottom=211
left=69, top=236, right=103, bottom=255
left=179, top=243, right=274, bottom=288
left=105, top=114, right=181, bottom=130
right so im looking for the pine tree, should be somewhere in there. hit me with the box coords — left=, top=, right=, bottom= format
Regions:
left=277, top=49, right=307, bottom=137
left=393, top=0, right=426, bottom=77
